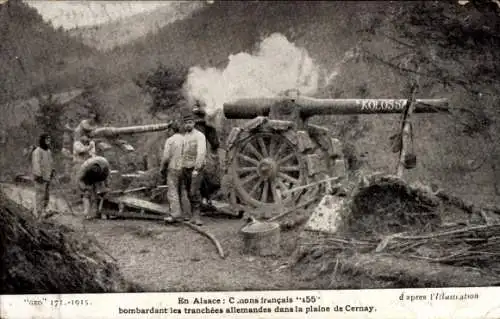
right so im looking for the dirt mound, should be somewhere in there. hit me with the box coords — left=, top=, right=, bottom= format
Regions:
left=341, top=174, right=443, bottom=239
left=293, top=173, right=500, bottom=288
left=0, top=192, right=142, bottom=294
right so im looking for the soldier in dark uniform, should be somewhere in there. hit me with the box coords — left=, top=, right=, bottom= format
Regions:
left=192, top=107, right=222, bottom=204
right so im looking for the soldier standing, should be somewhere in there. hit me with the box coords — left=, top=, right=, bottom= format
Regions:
left=160, top=121, right=186, bottom=223
left=32, top=133, right=55, bottom=219
left=73, top=109, right=99, bottom=142
left=180, top=110, right=207, bottom=226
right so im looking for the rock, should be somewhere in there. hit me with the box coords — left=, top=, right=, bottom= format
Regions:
left=304, top=195, right=345, bottom=234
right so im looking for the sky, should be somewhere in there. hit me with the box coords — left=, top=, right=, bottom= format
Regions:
left=24, top=1, right=177, bottom=29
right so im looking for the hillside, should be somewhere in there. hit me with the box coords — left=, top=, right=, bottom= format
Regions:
left=68, top=1, right=205, bottom=51
left=2, top=1, right=499, bottom=201
left=121, top=1, right=499, bottom=192
left=111, top=1, right=381, bottom=74
left=0, top=0, right=98, bottom=104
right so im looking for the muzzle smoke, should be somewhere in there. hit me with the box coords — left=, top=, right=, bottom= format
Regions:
left=183, top=33, right=331, bottom=127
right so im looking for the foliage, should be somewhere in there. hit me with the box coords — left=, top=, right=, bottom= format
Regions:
left=34, top=94, right=66, bottom=152
left=0, top=0, right=97, bottom=104
left=359, top=0, right=500, bottom=136
left=134, top=64, right=189, bottom=116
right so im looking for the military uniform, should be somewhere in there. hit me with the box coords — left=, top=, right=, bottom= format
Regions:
left=180, top=112, right=207, bottom=225
left=72, top=137, right=98, bottom=219
left=32, top=134, right=54, bottom=219
left=161, top=131, right=185, bottom=220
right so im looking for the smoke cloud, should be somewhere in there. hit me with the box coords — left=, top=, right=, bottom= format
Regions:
left=183, top=33, right=326, bottom=124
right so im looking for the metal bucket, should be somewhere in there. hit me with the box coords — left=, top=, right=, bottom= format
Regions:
left=240, top=220, right=280, bottom=257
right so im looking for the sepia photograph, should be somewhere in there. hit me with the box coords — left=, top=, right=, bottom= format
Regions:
left=1, top=0, right=500, bottom=308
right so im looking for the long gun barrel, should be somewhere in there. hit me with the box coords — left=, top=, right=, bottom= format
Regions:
left=89, top=122, right=172, bottom=138
left=223, top=96, right=450, bottom=119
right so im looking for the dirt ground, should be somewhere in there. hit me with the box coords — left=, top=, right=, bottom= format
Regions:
left=4, top=180, right=500, bottom=292
left=3, top=184, right=312, bottom=292
left=74, top=217, right=306, bottom=292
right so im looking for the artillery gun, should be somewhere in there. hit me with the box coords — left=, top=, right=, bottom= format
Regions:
left=68, top=92, right=450, bottom=220
left=83, top=122, right=174, bottom=188
left=221, top=91, right=450, bottom=215
left=86, top=119, right=223, bottom=195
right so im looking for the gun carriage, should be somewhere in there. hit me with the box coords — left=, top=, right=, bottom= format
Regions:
left=222, top=91, right=449, bottom=216
left=73, top=92, right=450, bottom=219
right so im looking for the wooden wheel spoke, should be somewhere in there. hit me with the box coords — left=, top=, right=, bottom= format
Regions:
left=238, top=153, right=259, bottom=166
left=279, top=165, right=300, bottom=172
left=277, top=179, right=289, bottom=194
left=270, top=181, right=281, bottom=203
left=269, top=136, right=278, bottom=157
left=273, top=141, right=287, bottom=158
left=245, top=143, right=263, bottom=160
left=257, top=137, right=269, bottom=157
left=277, top=179, right=293, bottom=199
left=249, top=178, right=263, bottom=196
left=277, top=153, right=296, bottom=165
left=237, top=167, right=257, bottom=174
left=241, top=173, right=259, bottom=186
left=261, top=181, right=269, bottom=202
left=279, top=172, right=300, bottom=185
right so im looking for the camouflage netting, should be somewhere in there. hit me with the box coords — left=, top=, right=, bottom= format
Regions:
left=0, top=192, right=143, bottom=294
left=292, top=173, right=500, bottom=289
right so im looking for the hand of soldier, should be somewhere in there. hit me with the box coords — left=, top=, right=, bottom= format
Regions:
left=192, top=169, right=199, bottom=177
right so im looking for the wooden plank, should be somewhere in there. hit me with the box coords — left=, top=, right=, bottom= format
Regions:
left=102, top=210, right=166, bottom=220
left=106, top=195, right=169, bottom=215
left=208, top=200, right=238, bottom=216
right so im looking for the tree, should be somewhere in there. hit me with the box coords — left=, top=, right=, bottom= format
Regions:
left=34, top=94, right=66, bottom=152
left=359, top=0, right=500, bottom=190
left=359, top=0, right=500, bottom=131
left=134, top=63, right=189, bottom=117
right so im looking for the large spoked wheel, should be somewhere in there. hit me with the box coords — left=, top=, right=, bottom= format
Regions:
left=230, top=133, right=305, bottom=208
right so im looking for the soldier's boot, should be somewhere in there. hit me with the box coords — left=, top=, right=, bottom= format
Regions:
left=164, top=216, right=176, bottom=224
left=166, top=212, right=183, bottom=224
left=190, top=208, right=203, bottom=226
left=83, top=197, right=94, bottom=220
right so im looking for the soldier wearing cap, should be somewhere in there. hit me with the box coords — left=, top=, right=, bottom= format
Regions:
left=179, top=109, right=207, bottom=226
left=73, top=109, right=99, bottom=142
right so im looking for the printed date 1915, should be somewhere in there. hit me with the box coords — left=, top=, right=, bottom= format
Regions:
left=24, top=297, right=90, bottom=307
left=51, top=299, right=90, bottom=307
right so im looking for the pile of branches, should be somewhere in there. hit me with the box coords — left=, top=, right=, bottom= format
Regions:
left=316, top=224, right=500, bottom=269
left=293, top=174, right=500, bottom=288
left=0, top=192, right=142, bottom=294
left=300, top=173, right=500, bottom=270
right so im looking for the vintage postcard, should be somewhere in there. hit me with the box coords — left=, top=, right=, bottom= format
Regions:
left=1, top=1, right=500, bottom=318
